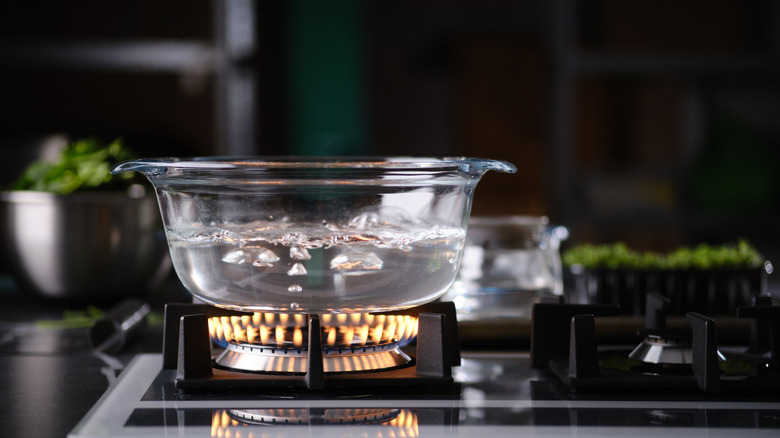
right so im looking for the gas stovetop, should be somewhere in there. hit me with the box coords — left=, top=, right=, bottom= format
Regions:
left=68, top=352, right=780, bottom=438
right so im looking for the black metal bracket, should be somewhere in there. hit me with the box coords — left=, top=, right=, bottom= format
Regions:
left=645, top=291, right=671, bottom=329
left=415, top=313, right=452, bottom=379
left=738, top=298, right=780, bottom=372
left=304, top=314, right=325, bottom=390
left=686, top=312, right=721, bottom=393
left=568, top=314, right=599, bottom=380
left=176, top=314, right=214, bottom=381
left=530, top=303, right=620, bottom=369
left=162, top=303, right=251, bottom=369
left=380, top=301, right=461, bottom=367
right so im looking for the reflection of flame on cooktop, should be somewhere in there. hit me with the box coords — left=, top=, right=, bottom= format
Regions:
left=208, top=313, right=419, bottom=373
left=210, top=408, right=419, bottom=437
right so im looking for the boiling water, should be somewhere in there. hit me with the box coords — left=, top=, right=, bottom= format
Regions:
left=166, top=221, right=465, bottom=313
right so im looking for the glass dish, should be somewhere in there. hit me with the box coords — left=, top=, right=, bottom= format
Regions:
left=442, top=216, right=568, bottom=320
left=112, top=157, right=515, bottom=314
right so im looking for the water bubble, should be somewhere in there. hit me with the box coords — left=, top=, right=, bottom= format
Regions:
left=221, top=249, right=251, bottom=264
left=290, top=245, right=311, bottom=260
left=213, top=229, right=241, bottom=244
left=222, top=248, right=280, bottom=266
left=240, top=238, right=265, bottom=248
left=348, top=212, right=381, bottom=230
left=347, top=206, right=419, bottom=231
left=330, top=251, right=383, bottom=276
left=255, top=248, right=280, bottom=263
left=190, top=231, right=216, bottom=242
left=329, top=234, right=349, bottom=246
left=288, top=284, right=303, bottom=293
left=324, top=221, right=340, bottom=232
left=287, top=263, right=308, bottom=276
left=282, top=232, right=308, bottom=246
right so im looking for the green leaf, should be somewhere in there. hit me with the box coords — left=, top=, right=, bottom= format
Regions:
left=10, top=137, right=136, bottom=194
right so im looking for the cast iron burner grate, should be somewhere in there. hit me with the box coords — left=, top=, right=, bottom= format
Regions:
left=530, top=293, right=780, bottom=393
left=161, top=302, right=461, bottom=391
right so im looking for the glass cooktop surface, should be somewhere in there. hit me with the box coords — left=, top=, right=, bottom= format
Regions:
left=69, top=352, right=780, bottom=438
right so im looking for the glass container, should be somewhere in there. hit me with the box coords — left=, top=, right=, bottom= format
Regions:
left=442, top=216, right=568, bottom=320
left=112, top=157, right=515, bottom=314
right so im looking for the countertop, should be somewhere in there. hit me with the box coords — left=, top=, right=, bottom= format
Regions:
left=2, top=282, right=779, bottom=438
left=0, top=280, right=186, bottom=438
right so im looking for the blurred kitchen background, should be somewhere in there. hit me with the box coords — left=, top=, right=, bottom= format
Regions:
left=1, top=0, right=779, bottom=264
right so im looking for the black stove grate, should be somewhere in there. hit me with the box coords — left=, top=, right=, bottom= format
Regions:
left=530, top=294, right=780, bottom=393
left=161, top=302, right=461, bottom=391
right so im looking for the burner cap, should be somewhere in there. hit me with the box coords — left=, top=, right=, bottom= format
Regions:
left=628, top=327, right=726, bottom=365
left=628, top=328, right=693, bottom=365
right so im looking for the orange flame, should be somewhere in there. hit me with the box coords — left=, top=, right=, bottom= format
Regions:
left=208, top=313, right=419, bottom=350
left=327, top=326, right=337, bottom=345
left=210, top=409, right=418, bottom=437
left=275, top=325, right=285, bottom=347
left=293, top=327, right=303, bottom=347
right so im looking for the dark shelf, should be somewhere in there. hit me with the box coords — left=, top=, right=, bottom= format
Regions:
left=569, top=53, right=780, bottom=78
left=0, top=40, right=216, bottom=74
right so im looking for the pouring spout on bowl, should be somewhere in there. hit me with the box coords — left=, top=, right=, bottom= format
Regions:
left=452, top=158, right=517, bottom=176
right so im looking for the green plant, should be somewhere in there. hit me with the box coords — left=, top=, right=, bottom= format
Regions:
left=563, top=240, right=763, bottom=270
left=11, top=138, right=135, bottom=194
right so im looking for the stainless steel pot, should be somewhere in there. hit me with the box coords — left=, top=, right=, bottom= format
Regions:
left=0, top=190, right=171, bottom=300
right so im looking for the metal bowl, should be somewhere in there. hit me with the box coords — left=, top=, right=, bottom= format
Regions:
left=0, top=189, right=171, bottom=300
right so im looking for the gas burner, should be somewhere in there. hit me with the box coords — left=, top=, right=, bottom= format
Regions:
left=226, top=407, right=404, bottom=425
left=628, top=327, right=729, bottom=367
left=161, top=302, right=461, bottom=391
left=214, top=340, right=412, bottom=374
left=207, top=312, right=418, bottom=373
left=628, top=293, right=727, bottom=366
left=530, top=293, right=780, bottom=393
left=629, top=328, right=696, bottom=365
